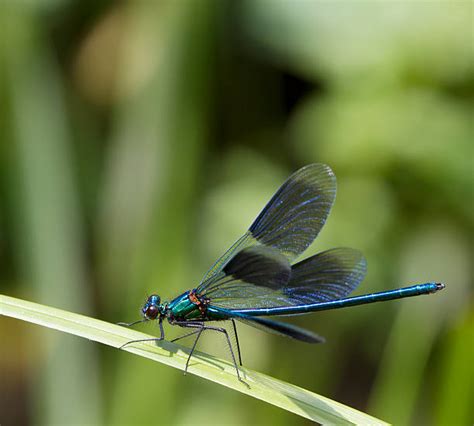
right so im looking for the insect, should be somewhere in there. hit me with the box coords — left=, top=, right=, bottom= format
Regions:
left=119, top=164, right=444, bottom=383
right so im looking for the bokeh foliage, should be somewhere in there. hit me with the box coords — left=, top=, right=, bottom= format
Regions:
left=0, top=1, right=472, bottom=425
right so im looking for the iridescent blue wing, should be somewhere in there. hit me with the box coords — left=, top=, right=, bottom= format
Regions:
left=273, top=248, right=367, bottom=305
left=197, top=164, right=336, bottom=290
left=247, top=163, right=336, bottom=261
left=203, top=248, right=367, bottom=310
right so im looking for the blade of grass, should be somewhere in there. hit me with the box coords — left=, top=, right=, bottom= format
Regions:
left=1, top=295, right=389, bottom=425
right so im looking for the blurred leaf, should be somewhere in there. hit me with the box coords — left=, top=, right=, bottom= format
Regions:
left=368, top=222, right=471, bottom=423
left=242, top=1, right=472, bottom=85
left=435, top=309, right=474, bottom=426
left=290, top=91, right=472, bottom=223
left=1, top=295, right=390, bottom=425
left=72, top=6, right=128, bottom=106
left=96, top=0, right=221, bottom=423
left=292, top=91, right=470, bottom=179
left=2, top=3, right=102, bottom=425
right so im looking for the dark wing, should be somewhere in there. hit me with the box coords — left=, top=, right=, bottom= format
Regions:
left=199, top=246, right=292, bottom=300
left=203, top=248, right=367, bottom=311
left=239, top=316, right=325, bottom=343
left=198, top=163, right=336, bottom=288
left=275, top=248, right=367, bottom=305
left=248, top=163, right=336, bottom=261
left=212, top=307, right=324, bottom=343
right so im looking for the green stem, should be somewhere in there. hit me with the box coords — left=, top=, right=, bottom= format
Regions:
left=1, top=294, right=389, bottom=425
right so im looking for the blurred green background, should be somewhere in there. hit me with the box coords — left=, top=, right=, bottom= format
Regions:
left=1, top=1, right=472, bottom=425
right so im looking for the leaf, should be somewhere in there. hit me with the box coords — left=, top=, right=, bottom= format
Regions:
left=1, top=294, right=388, bottom=425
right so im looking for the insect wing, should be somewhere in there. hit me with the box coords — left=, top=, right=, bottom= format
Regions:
left=204, top=248, right=366, bottom=311
left=211, top=306, right=325, bottom=343
left=199, top=246, right=292, bottom=302
left=275, top=247, right=367, bottom=305
left=198, top=163, right=336, bottom=290
left=248, top=163, right=336, bottom=261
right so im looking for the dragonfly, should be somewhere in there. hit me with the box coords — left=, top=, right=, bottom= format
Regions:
left=119, top=164, right=444, bottom=383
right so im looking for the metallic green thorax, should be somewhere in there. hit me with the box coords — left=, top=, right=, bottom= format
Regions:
left=167, top=291, right=202, bottom=320
left=166, top=291, right=231, bottom=322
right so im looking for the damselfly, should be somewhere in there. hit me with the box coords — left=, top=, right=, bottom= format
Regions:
left=119, top=164, right=444, bottom=383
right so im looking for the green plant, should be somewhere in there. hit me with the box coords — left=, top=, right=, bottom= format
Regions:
left=1, top=294, right=388, bottom=425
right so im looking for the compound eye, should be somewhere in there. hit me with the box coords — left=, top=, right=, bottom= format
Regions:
left=144, top=304, right=159, bottom=320
left=148, top=294, right=161, bottom=305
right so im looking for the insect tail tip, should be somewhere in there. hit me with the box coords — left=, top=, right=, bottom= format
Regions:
left=435, top=282, right=445, bottom=291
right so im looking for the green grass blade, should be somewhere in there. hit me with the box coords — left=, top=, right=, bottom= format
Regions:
left=1, top=295, right=388, bottom=425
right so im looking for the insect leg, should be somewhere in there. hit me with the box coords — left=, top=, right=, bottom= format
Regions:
left=203, top=324, right=246, bottom=385
left=173, top=322, right=205, bottom=373
left=231, top=319, right=243, bottom=366
left=177, top=322, right=245, bottom=384
left=170, top=329, right=202, bottom=343
left=168, top=320, right=247, bottom=385
left=117, top=318, right=147, bottom=327
left=119, top=317, right=165, bottom=349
